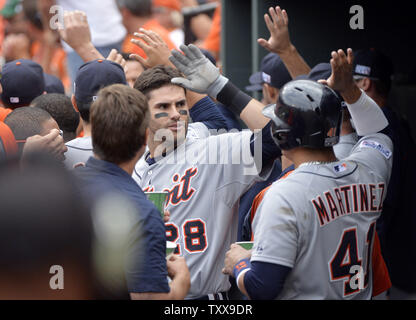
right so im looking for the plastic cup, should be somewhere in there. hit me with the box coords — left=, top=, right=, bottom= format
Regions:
left=166, top=241, right=177, bottom=258
left=236, top=241, right=254, bottom=250
left=145, top=191, right=168, bottom=218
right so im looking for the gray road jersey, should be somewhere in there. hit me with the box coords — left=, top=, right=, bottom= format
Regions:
left=334, top=133, right=359, bottom=159
left=133, top=129, right=272, bottom=299
left=64, top=123, right=208, bottom=170
left=64, top=136, right=93, bottom=169
left=251, top=133, right=393, bottom=299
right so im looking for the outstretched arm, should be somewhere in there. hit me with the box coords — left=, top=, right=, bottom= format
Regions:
left=169, top=44, right=269, bottom=131
left=320, top=48, right=388, bottom=135
left=258, top=6, right=310, bottom=79
left=130, top=29, right=209, bottom=110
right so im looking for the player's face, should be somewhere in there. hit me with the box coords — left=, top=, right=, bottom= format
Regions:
left=147, top=84, right=189, bottom=145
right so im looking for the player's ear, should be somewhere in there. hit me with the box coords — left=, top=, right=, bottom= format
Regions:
left=71, top=95, right=79, bottom=113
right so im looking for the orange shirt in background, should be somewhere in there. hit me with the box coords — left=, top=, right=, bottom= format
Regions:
left=201, top=4, right=221, bottom=56
left=122, top=18, right=176, bottom=57
left=0, top=107, right=11, bottom=122
left=31, top=41, right=71, bottom=93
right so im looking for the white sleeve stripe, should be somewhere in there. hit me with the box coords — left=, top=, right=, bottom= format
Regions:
left=236, top=268, right=251, bottom=292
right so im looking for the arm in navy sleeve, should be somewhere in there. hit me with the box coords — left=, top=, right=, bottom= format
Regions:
left=250, top=121, right=282, bottom=168
left=189, top=96, right=229, bottom=130
left=243, top=261, right=291, bottom=300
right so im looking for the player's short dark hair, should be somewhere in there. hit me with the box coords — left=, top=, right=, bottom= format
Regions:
left=116, top=0, right=152, bottom=17
left=90, top=84, right=149, bottom=165
left=134, top=65, right=185, bottom=99
left=31, top=93, right=80, bottom=142
left=75, top=100, right=92, bottom=123
left=4, top=106, right=52, bottom=141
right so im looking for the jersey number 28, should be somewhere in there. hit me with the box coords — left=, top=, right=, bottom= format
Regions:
left=165, top=219, right=208, bottom=254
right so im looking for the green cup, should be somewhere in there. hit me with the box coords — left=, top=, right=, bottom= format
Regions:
left=145, top=191, right=168, bottom=218
left=166, top=241, right=177, bottom=258
left=236, top=241, right=254, bottom=250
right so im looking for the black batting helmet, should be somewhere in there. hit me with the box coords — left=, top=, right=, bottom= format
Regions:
left=262, top=79, right=343, bottom=150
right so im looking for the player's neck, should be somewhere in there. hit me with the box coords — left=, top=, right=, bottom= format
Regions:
left=291, top=147, right=337, bottom=169
left=82, top=122, right=92, bottom=137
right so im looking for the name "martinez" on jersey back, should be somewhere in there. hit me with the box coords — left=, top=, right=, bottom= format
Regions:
left=311, top=183, right=385, bottom=227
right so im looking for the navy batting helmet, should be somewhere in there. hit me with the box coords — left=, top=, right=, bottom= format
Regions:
left=262, top=79, right=343, bottom=150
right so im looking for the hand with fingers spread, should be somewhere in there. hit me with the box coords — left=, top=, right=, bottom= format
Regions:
left=258, top=6, right=292, bottom=55
left=107, top=49, right=127, bottom=71
left=169, top=44, right=228, bottom=98
left=58, top=10, right=104, bottom=62
left=130, top=28, right=172, bottom=68
left=319, top=48, right=361, bottom=103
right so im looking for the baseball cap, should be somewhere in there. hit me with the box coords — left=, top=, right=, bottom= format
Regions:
left=245, top=53, right=292, bottom=92
left=0, top=0, right=22, bottom=18
left=74, top=59, right=127, bottom=105
left=0, top=59, right=45, bottom=109
left=44, top=73, right=65, bottom=94
left=153, top=0, right=181, bottom=12
left=353, top=48, right=394, bottom=84
left=295, top=63, right=332, bottom=81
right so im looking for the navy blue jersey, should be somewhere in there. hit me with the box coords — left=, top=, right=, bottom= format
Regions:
left=75, top=157, right=170, bottom=294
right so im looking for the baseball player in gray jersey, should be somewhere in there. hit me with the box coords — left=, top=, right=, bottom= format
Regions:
left=222, top=48, right=393, bottom=299
left=132, top=54, right=281, bottom=298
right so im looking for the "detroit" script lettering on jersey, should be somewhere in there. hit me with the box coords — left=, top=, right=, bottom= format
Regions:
left=312, top=183, right=385, bottom=227
left=144, top=167, right=198, bottom=207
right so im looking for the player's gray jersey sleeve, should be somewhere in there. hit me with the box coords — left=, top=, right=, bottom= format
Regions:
left=346, top=133, right=393, bottom=184
left=333, top=133, right=358, bottom=159
left=187, top=122, right=210, bottom=139
left=251, top=181, right=299, bottom=268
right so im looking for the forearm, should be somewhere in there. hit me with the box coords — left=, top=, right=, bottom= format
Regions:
left=74, top=42, right=104, bottom=62
left=238, top=261, right=291, bottom=300
left=166, top=273, right=191, bottom=300
left=216, top=82, right=269, bottom=131
left=345, top=90, right=388, bottom=136
left=278, top=45, right=310, bottom=79
left=250, top=122, right=282, bottom=166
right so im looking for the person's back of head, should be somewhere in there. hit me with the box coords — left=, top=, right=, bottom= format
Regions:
left=74, top=59, right=127, bottom=124
left=31, top=93, right=80, bottom=142
left=116, top=0, right=152, bottom=17
left=262, top=79, right=343, bottom=151
left=44, top=73, right=66, bottom=94
left=0, top=152, right=94, bottom=299
left=134, top=65, right=184, bottom=98
left=4, top=106, right=58, bottom=154
left=0, top=59, right=45, bottom=109
left=90, top=84, right=149, bottom=165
